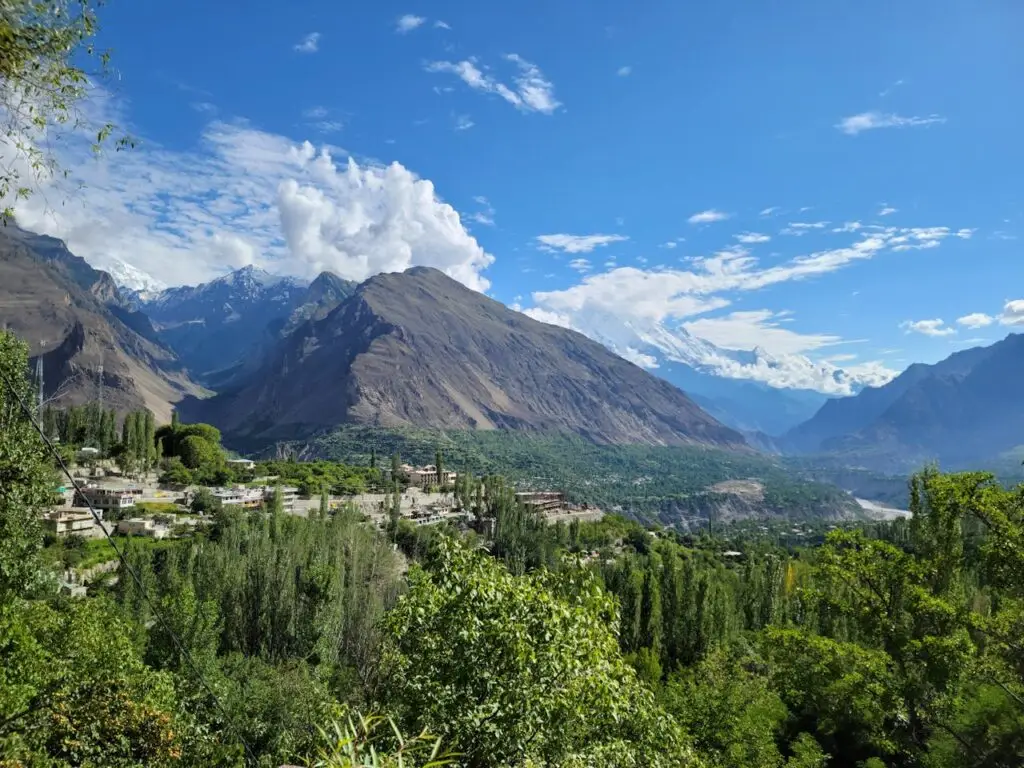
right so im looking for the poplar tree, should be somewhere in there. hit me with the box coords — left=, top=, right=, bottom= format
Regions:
left=0, top=331, right=53, bottom=598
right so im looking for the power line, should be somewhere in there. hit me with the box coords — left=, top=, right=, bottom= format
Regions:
left=0, top=368, right=259, bottom=765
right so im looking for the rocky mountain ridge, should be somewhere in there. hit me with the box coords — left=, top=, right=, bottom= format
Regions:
left=781, top=335, right=1021, bottom=470
left=0, top=226, right=205, bottom=421
left=182, top=266, right=747, bottom=449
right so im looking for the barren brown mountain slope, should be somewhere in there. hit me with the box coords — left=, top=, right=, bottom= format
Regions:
left=185, top=266, right=746, bottom=448
left=0, top=228, right=206, bottom=421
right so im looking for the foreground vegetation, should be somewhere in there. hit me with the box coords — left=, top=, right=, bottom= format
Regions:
left=3, top=329, right=1024, bottom=766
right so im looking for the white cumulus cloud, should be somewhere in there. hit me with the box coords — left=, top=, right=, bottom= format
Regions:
left=956, top=312, right=994, bottom=329
left=396, top=14, right=426, bottom=33
left=276, top=158, right=494, bottom=290
left=1000, top=300, right=1024, bottom=326
left=5, top=107, right=494, bottom=291
left=901, top=319, right=956, bottom=337
left=735, top=232, right=771, bottom=244
left=535, top=233, right=629, bottom=254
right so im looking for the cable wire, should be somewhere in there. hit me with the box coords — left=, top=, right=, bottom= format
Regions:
left=0, top=368, right=260, bottom=765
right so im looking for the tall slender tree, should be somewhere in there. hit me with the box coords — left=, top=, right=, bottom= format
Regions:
left=0, top=331, right=54, bottom=599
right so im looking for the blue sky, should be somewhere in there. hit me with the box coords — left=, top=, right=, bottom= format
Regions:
left=11, top=0, right=1024, bottom=393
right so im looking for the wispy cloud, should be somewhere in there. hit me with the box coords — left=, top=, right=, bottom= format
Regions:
left=780, top=221, right=830, bottom=236
left=396, top=14, right=426, bottom=33
left=469, top=195, right=495, bottom=226
left=833, top=222, right=863, bottom=233
left=879, top=79, right=905, bottom=98
left=523, top=222, right=970, bottom=393
left=425, top=55, right=561, bottom=114
left=434, top=20, right=451, bottom=30
left=735, top=232, right=771, bottom=244
left=454, top=114, right=475, bottom=131
left=957, top=312, right=994, bottom=329
left=836, top=111, right=946, bottom=135
left=293, top=32, right=321, bottom=54
left=536, top=234, right=629, bottom=253
left=191, top=102, right=217, bottom=114
left=568, top=258, right=591, bottom=272
left=879, top=205, right=898, bottom=216
left=684, top=310, right=844, bottom=355
left=759, top=206, right=780, bottom=217
left=687, top=209, right=731, bottom=225
left=617, top=65, right=632, bottom=77
left=301, top=106, right=343, bottom=134
left=901, top=318, right=956, bottom=337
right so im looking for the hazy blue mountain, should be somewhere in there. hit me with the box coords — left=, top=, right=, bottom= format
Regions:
left=782, top=336, right=1019, bottom=471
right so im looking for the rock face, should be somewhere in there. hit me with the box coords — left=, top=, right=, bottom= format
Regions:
left=185, top=266, right=746, bottom=449
left=782, top=335, right=1022, bottom=470
left=0, top=227, right=205, bottom=421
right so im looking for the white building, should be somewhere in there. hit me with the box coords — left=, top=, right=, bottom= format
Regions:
left=213, top=487, right=264, bottom=508
left=226, top=458, right=256, bottom=471
left=263, top=486, right=299, bottom=513
left=42, top=511, right=97, bottom=538
left=74, top=486, right=136, bottom=516
left=117, top=518, right=169, bottom=539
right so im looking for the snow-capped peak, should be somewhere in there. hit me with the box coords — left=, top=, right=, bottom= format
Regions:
left=212, top=265, right=306, bottom=294
left=101, top=259, right=166, bottom=294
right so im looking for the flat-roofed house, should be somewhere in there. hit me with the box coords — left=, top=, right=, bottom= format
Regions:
left=515, top=491, right=565, bottom=514
left=213, top=487, right=264, bottom=508
left=116, top=518, right=169, bottom=539
left=399, top=464, right=458, bottom=488
left=42, top=511, right=97, bottom=538
left=74, top=486, right=136, bottom=516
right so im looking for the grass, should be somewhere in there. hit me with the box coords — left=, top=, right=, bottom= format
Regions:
left=44, top=534, right=186, bottom=572
left=134, top=501, right=183, bottom=516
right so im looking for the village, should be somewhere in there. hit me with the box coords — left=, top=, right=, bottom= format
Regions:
left=42, top=452, right=604, bottom=594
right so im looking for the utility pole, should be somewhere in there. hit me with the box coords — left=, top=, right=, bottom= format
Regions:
left=35, top=344, right=44, bottom=419
left=97, top=357, right=103, bottom=412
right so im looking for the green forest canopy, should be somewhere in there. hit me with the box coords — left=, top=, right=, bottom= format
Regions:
left=4, top=326, right=1024, bottom=766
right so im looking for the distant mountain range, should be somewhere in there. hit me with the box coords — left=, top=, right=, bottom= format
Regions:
left=523, top=309, right=882, bottom=435
left=11, top=225, right=1024, bottom=479
left=134, top=262, right=833, bottom=435
left=131, top=266, right=357, bottom=385
left=181, top=266, right=747, bottom=449
left=781, top=335, right=1024, bottom=471
left=0, top=225, right=205, bottom=421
